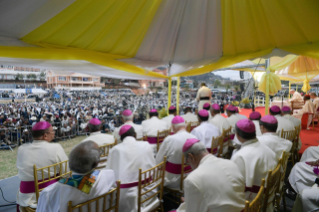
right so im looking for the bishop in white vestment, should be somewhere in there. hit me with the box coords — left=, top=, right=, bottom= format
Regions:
left=181, top=106, right=197, bottom=123
left=36, top=141, right=116, bottom=212
left=156, top=116, right=196, bottom=189
left=162, top=106, right=176, bottom=133
left=310, top=92, right=319, bottom=116
left=113, top=109, right=143, bottom=142
left=281, top=106, right=302, bottom=149
left=16, top=122, right=69, bottom=210
left=269, top=105, right=295, bottom=135
left=249, top=111, right=262, bottom=137
left=82, top=118, right=114, bottom=146
left=293, top=95, right=314, bottom=129
left=191, top=109, right=221, bottom=155
left=300, top=146, right=319, bottom=162
left=289, top=89, right=304, bottom=108
left=106, top=125, right=159, bottom=212
left=176, top=138, right=246, bottom=212
left=209, top=103, right=230, bottom=133
left=231, top=119, right=277, bottom=212
left=257, top=115, right=292, bottom=159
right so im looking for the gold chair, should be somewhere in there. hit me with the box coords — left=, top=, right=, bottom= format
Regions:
left=262, top=159, right=282, bottom=212
left=99, top=143, right=116, bottom=169
left=280, top=128, right=298, bottom=165
left=68, top=180, right=121, bottom=212
left=137, top=156, right=167, bottom=212
left=245, top=179, right=265, bottom=212
left=211, top=135, right=223, bottom=157
left=163, top=154, right=193, bottom=205
left=293, top=125, right=301, bottom=164
left=186, top=121, right=199, bottom=133
left=156, top=129, right=170, bottom=152
left=221, top=126, right=232, bottom=159
left=24, top=160, right=72, bottom=212
left=274, top=151, right=290, bottom=211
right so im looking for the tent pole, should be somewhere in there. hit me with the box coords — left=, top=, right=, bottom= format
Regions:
left=288, top=81, right=291, bottom=100
left=265, top=59, right=270, bottom=115
left=296, top=84, right=298, bottom=91
left=167, top=77, right=172, bottom=114
left=176, top=77, right=180, bottom=115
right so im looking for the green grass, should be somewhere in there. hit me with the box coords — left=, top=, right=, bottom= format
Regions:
left=0, top=136, right=87, bottom=180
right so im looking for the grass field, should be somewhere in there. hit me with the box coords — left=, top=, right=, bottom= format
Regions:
left=0, top=136, right=87, bottom=180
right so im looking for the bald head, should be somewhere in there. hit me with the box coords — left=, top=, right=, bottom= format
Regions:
left=69, top=141, right=100, bottom=174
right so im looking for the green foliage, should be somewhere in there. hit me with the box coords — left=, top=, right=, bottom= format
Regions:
left=231, top=101, right=239, bottom=106
left=158, top=108, right=168, bottom=118
left=241, top=98, right=251, bottom=104
left=214, top=79, right=222, bottom=88
left=234, top=86, right=239, bottom=92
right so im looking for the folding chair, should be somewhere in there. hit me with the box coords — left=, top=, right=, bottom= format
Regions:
left=211, top=135, right=223, bottom=157
left=99, top=143, right=116, bottom=169
left=280, top=128, right=298, bottom=165
left=244, top=179, right=265, bottom=212
left=68, top=181, right=121, bottom=212
left=221, top=126, right=232, bottom=159
left=137, top=157, right=167, bottom=212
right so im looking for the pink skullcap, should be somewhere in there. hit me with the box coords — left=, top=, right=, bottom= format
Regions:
left=89, top=118, right=101, bottom=125
left=236, top=119, right=255, bottom=133
left=150, top=109, right=157, bottom=113
left=260, top=115, right=278, bottom=124
left=249, top=112, right=261, bottom=120
left=122, top=109, right=132, bottom=116
left=270, top=105, right=281, bottom=113
left=203, top=103, right=210, bottom=108
left=32, top=121, right=52, bottom=131
left=198, top=109, right=209, bottom=117
left=211, top=103, right=220, bottom=110
left=227, top=105, right=237, bottom=112
left=169, top=106, right=176, bottom=110
left=172, top=116, right=185, bottom=124
left=235, top=107, right=239, bottom=113
left=281, top=106, right=291, bottom=112
left=183, top=138, right=200, bottom=152
left=119, top=125, right=132, bottom=136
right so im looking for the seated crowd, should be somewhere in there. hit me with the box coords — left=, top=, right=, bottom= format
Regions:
left=15, top=102, right=317, bottom=212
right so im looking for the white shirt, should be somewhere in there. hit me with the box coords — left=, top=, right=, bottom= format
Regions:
left=141, top=116, right=168, bottom=137
left=209, top=113, right=230, bottom=133
left=289, top=91, right=303, bottom=102
left=36, top=170, right=116, bottom=212
left=191, top=122, right=221, bottom=149
left=289, top=161, right=317, bottom=193
left=161, top=114, right=175, bottom=131
left=196, top=86, right=212, bottom=102
left=300, top=146, right=319, bottom=162
left=16, top=140, right=69, bottom=207
left=227, top=114, right=246, bottom=135
left=252, top=120, right=262, bottom=137
left=106, top=136, right=159, bottom=212
left=181, top=112, right=198, bottom=123
left=231, top=139, right=277, bottom=208
left=155, top=130, right=196, bottom=189
left=257, top=132, right=292, bottom=159
left=274, top=115, right=295, bottom=135
left=113, top=121, right=143, bottom=143
left=177, top=154, right=246, bottom=212
left=81, top=131, right=114, bottom=146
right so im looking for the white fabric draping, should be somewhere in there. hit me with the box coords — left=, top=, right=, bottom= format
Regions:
left=14, top=89, right=47, bottom=94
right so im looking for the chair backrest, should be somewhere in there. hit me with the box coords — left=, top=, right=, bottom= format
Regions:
left=137, top=156, right=167, bottom=212
left=280, top=151, right=289, bottom=181
left=301, top=113, right=309, bottom=129
left=220, top=126, right=232, bottom=156
left=211, top=135, right=223, bottom=157
left=68, top=181, right=121, bottom=212
left=262, top=159, right=282, bottom=212
left=190, top=121, right=199, bottom=131
left=245, top=179, right=265, bottom=212
left=180, top=154, right=193, bottom=191
left=294, top=125, right=301, bottom=142
left=280, top=129, right=296, bottom=141
left=34, top=160, right=72, bottom=201
left=100, top=143, right=116, bottom=161
left=157, top=129, right=170, bottom=151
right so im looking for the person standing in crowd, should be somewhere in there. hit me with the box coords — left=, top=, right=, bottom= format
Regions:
left=16, top=121, right=69, bottom=211
left=196, top=83, right=211, bottom=111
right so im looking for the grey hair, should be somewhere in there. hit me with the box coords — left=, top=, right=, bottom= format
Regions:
left=183, top=141, right=207, bottom=158
left=122, top=115, right=133, bottom=122
left=69, top=141, right=100, bottom=174
left=88, top=123, right=101, bottom=132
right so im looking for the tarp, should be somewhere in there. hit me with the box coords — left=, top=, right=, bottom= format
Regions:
left=0, top=0, right=318, bottom=78
left=53, top=93, right=60, bottom=99
left=13, top=89, right=47, bottom=94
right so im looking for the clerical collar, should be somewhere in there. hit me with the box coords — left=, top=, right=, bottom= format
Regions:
left=262, top=132, right=278, bottom=136
left=90, top=131, right=101, bottom=135
left=241, top=138, right=258, bottom=147
left=32, top=140, right=49, bottom=143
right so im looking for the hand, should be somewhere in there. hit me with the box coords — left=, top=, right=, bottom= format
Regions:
left=181, top=197, right=185, bottom=203
left=306, top=160, right=319, bottom=166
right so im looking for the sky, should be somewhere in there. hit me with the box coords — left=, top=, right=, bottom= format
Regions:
left=214, top=70, right=263, bottom=81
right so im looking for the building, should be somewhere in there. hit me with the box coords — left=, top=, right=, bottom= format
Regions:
left=46, top=70, right=104, bottom=90
left=0, top=65, right=43, bottom=80
left=180, top=79, right=194, bottom=89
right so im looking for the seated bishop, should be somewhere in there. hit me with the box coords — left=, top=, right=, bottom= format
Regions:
left=156, top=116, right=196, bottom=189
left=113, top=109, right=143, bottom=142
left=209, top=103, right=230, bottom=133
left=230, top=119, right=277, bottom=212
left=248, top=111, right=262, bottom=137
left=81, top=118, right=114, bottom=146
left=281, top=106, right=302, bottom=150
left=36, top=141, right=116, bottom=212
left=106, top=125, right=160, bottom=212
left=202, top=103, right=212, bottom=119
left=175, top=138, right=246, bottom=212
left=181, top=106, right=198, bottom=122
left=161, top=106, right=177, bottom=133
left=226, top=106, right=246, bottom=146
left=257, top=115, right=292, bottom=159
left=300, top=146, right=319, bottom=162
left=293, top=95, right=314, bottom=130
left=16, top=122, right=69, bottom=211
left=191, top=110, right=221, bottom=154
left=142, top=109, right=169, bottom=146
left=269, top=106, right=295, bottom=135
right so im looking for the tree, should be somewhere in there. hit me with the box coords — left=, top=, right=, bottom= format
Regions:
left=234, top=86, right=239, bottom=92
left=39, top=71, right=46, bottom=81
left=225, top=83, right=231, bottom=93
left=15, top=73, right=24, bottom=80
left=26, top=74, right=32, bottom=81
left=213, top=79, right=222, bottom=88
left=30, top=74, right=37, bottom=80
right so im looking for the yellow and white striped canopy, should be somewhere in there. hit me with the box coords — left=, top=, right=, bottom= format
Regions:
left=0, top=0, right=319, bottom=79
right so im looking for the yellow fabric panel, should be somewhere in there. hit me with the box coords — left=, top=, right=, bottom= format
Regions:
left=222, top=0, right=319, bottom=56
left=268, top=55, right=299, bottom=72
left=281, top=42, right=319, bottom=61
left=0, top=46, right=167, bottom=79
left=173, top=49, right=272, bottom=77
left=21, top=0, right=162, bottom=57
left=258, top=72, right=281, bottom=95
